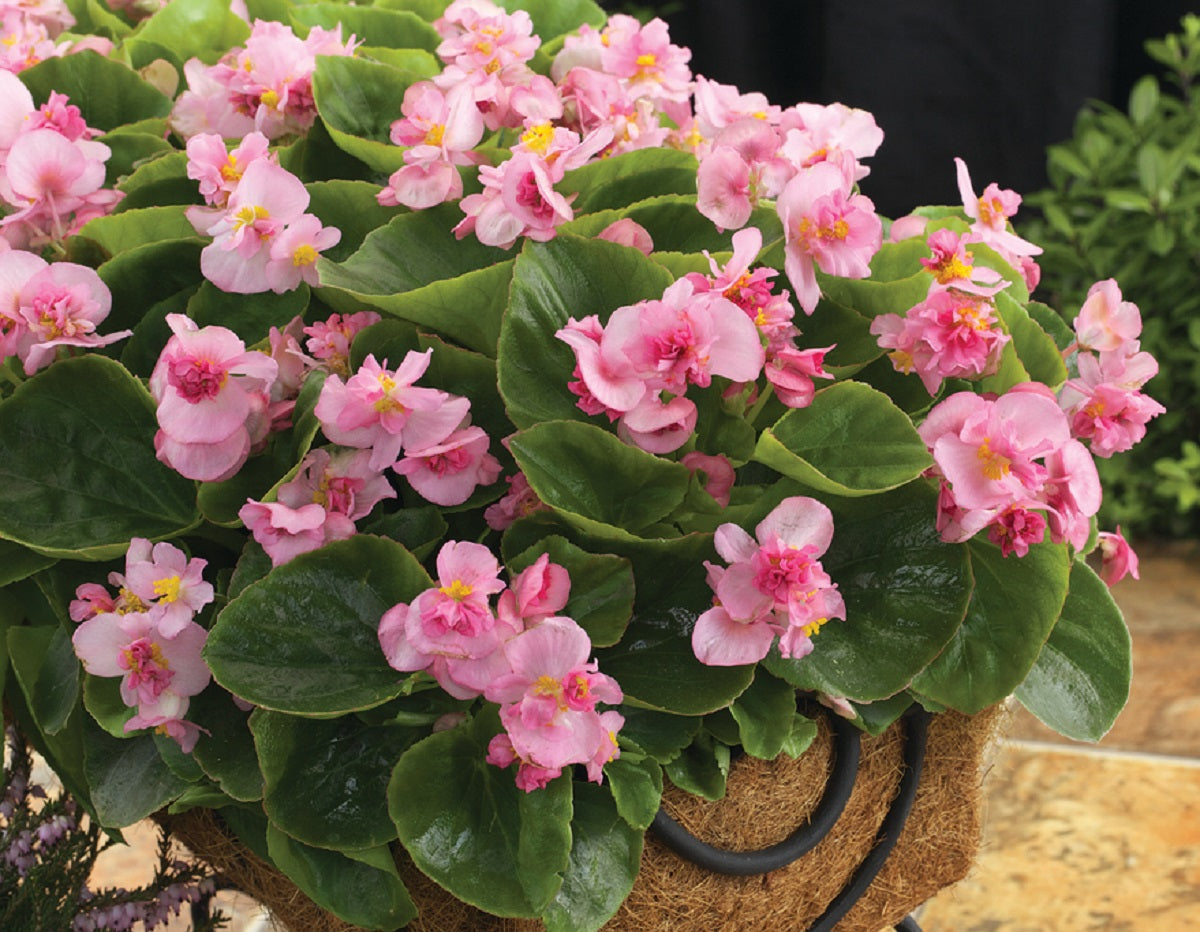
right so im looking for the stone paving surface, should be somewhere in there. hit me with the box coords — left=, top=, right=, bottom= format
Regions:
left=86, top=543, right=1200, bottom=930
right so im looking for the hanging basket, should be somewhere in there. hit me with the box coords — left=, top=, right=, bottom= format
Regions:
left=164, top=705, right=1004, bottom=932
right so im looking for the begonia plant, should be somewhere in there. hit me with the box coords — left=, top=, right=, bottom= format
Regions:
left=0, top=0, right=1158, bottom=928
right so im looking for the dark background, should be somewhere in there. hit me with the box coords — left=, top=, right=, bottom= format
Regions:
left=602, top=0, right=1198, bottom=216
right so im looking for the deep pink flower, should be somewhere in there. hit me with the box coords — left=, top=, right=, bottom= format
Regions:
left=1097, top=526, right=1139, bottom=586
left=393, top=424, right=502, bottom=506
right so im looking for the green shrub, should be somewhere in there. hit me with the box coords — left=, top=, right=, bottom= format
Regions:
left=1026, top=14, right=1200, bottom=537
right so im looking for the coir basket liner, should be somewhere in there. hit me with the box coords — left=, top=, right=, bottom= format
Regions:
left=164, top=705, right=1004, bottom=932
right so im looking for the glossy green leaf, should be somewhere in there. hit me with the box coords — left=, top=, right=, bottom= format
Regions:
left=614, top=706, right=701, bottom=762
left=730, top=670, right=797, bottom=760
left=541, top=782, right=643, bottom=932
left=509, top=420, right=690, bottom=535
left=390, top=712, right=572, bottom=917
left=0, top=356, right=199, bottom=561
left=205, top=536, right=431, bottom=715
left=804, top=296, right=881, bottom=371
left=252, top=710, right=420, bottom=850
left=100, top=132, right=177, bottom=187
left=814, top=268, right=929, bottom=321
left=7, top=625, right=78, bottom=739
left=188, top=687, right=264, bottom=802
left=266, top=827, right=417, bottom=929
left=765, top=482, right=972, bottom=702
left=358, top=45, right=442, bottom=76
left=292, top=4, right=440, bottom=49
left=312, top=55, right=415, bottom=173
left=188, top=281, right=311, bottom=347
left=1015, top=561, right=1131, bottom=741
left=563, top=196, right=782, bottom=256
left=496, top=0, right=605, bottom=38
left=318, top=207, right=512, bottom=354
left=99, top=238, right=206, bottom=337
left=360, top=506, right=448, bottom=562
left=499, top=233, right=673, bottom=426
left=511, top=536, right=634, bottom=647
left=75, top=207, right=198, bottom=257
left=19, top=51, right=171, bottom=130
left=133, top=0, right=251, bottom=65
left=114, top=151, right=198, bottom=211
left=0, top=540, right=55, bottom=586
left=559, top=148, right=699, bottom=213
left=83, top=724, right=189, bottom=827
left=603, top=753, right=662, bottom=832
left=911, top=540, right=1069, bottom=713
left=663, top=730, right=728, bottom=800
left=780, top=712, right=819, bottom=757
left=995, top=291, right=1069, bottom=387
left=305, top=180, right=404, bottom=262
left=753, top=381, right=933, bottom=496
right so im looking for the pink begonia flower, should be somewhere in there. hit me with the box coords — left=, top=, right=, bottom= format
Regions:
left=1071, top=278, right=1142, bottom=353
left=616, top=393, right=698, bottom=454
left=606, top=278, right=765, bottom=394
left=3, top=260, right=130, bottom=374
left=685, top=226, right=798, bottom=354
left=692, top=75, right=780, bottom=140
left=485, top=615, right=623, bottom=781
left=393, top=424, right=501, bottom=506
left=149, top=314, right=278, bottom=482
left=484, top=471, right=548, bottom=530
left=239, top=500, right=334, bottom=566
left=314, top=351, right=470, bottom=472
left=199, top=160, right=312, bottom=293
left=597, top=218, right=654, bottom=254
left=870, top=290, right=1010, bottom=396
left=0, top=71, right=36, bottom=156
left=680, top=451, right=735, bottom=508
left=887, top=214, right=930, bottom=242
left=69, top=582, right=115, bottom=622
left=764, top=345, right=835, bottom=409
left=585, top=709, right=625, bottom=784
left=696, top=145, right=755, bottom=232
left=777, top=161, right=882, bottom=314
left=1059, top=347, right=1165, bottom=457
left=435, top=1, right=538, bottom=72
left=557, top=313, right=646, bottom=419
left=186, top=131, right=272, bottom=211
left=379, top=81, right=485, bottom=209
left=71, top=608, right=211, bottom=752
left=170, top=57, right=256, bottom=141
left=919, top=228, right=1007, bottom=297
left=693, top=496, right=844, bottom=666
left=378, top=540, right=510, bottom=699
left=1040, top=439, right=1102, bottom=551
left=302, top=311, right=381, bottom=378
left=278, top=447, right=396, bottom=523
left=1097, top=526, right=1139, bottom=586
left=953, top=156, right=1042, bottom=264
left=987, top=506, right=1047, bottom=558
left=264, top=213, right=340, bottom=293
left=121, top=538, right=214, bottom=638
left=496, top=553, right=570, bottom=628
left=778, top=101, right=883, bottom=183
left=598, top=14, right=691, bottom=104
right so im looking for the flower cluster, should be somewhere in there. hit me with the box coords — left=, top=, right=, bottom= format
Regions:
left=0, top=0, right=112, bottom=74
left=185, top=131, right=341, bottom=293
left=171, top=18, right=358, bottom=141
left=0, top=74, right=123, bottom=249
left=693, top=496, right=844, bottom=666
left=69, top=540, right=213, bottom=751
left=379, top=543, right=623, bottom=791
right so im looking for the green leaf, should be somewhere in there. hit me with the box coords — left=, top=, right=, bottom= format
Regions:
left=205, top=536, right=431, bottom=715
left=499, top=233, right=673, bottom=426
left=496, top=0, right=605, bottom=39
left=615, top=706, right=701, bottom=762
left=360, top=506, right=448, bottom=561
left=318, top=207, right=513, bottom=354
left=100, top=132, right=177, bottom=188
left=390, top=712, right=572, bottom=917
left=559, top=148, right=699, bottom=214
left=780, top=712, right=818, bottom=757
left=19, top=51, right=171, bottom=131
left=753, top=380, right=933, bottom=496
left=99, top=238, right=206, bottom=339
left=133, top=0, right=251, bottom=65
left=541, top=782, right=643, bottom=932
left=765, top=482, right=972, bottom=702
left=663, top=730, right=728, bottom=800
left=815, top=268, right=929, bottom=321
left=305, top=180, right=404, bottom=262
left=292, top=4, right=441, bottom=49
left=1128, top=74, right=1160, bottom=125
left=188, top=280, right=311, bottom=347
left=603, top=754, right=662, bottom=831
left=1015, top=561, right=1131, bottom=741
left=0, top=356, right=199, bottom=561
left=252, top=710, right=420, bottom=850
left=74, top=207, right=198, bottom=257
left=911, top=540, right=1070, bottom=713
left=312, top=55, right=417, bottom=172
left=188, top=687, right=264, bottom=802
left=358, top=45, right=441, bottom=76
left=31, top=625, right=81, bottom=736
left=729, top=670, right=797, bottom=760
left=266, top=827, right=417, bottom=929
left=995, top=291, right=1068, bottom=387
left=83, top=724, right=189, bottom=827
left=0, top=540, right=55, bottom=586
left=563, top=196, right=781, bottom=256
left=511, top=536, right=634, bottom=647
left=509, top=420, right=690, bottom=535
left=114, top=151, right=198, bottom=211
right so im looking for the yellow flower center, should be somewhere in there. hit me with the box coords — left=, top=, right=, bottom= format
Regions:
left=292, top=244, right=318, bottom=267
left=802, top=617, right=828, bottom=638
left=438, top=579, right=474, bottom=601
left=976, top=437, right=1012, bottom=481
left=153, top=575, right=182, bottom=603
left=260, top=89, right=280, bottom=109
left=520, top=122, right=555, bottom=156
left=425, top=123, right=445, bottom=147
left=116, top=588, right=149, bottom=615
left=233, top=205, right=269, bottom=231
left=932, top=253, right=974, bottom=284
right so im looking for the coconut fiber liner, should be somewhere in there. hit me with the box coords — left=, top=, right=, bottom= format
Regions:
left=164, top=704, right=1004, bottom=932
